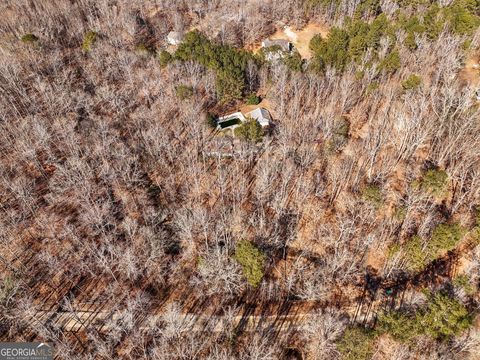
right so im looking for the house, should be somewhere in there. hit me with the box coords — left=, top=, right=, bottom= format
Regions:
left=216, top=108, right=271, bottom=131
left=246, top=107, right=271, bottom=127
left=261, top=39, right=292, bottom=52
left=261, top=39, right=293, bottom=61
left=166, top=31, right=183, bottom=45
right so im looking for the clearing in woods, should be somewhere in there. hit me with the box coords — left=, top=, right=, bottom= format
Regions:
left=268, top=23, right=329, bottom=59
left=238, top=23, right=329, bottom=120
left=247, top=22, right=330, bottom=59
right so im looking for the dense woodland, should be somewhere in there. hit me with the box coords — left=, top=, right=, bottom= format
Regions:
left=1, top=0, right=480, bottom=359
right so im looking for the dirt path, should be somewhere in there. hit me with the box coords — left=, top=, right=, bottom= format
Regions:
left=28, top=306, right=354, bottom=333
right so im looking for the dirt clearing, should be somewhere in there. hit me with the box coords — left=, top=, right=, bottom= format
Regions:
left=460, top=55, right=480, bottom=86
left=269, top=23, right=329, bottom=59
left=239, top=98, right=274, bottom=115
left=247, top=22, right=329, bottom=59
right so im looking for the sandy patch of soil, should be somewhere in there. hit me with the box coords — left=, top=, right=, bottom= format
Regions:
left=365, top=245, right=388, bottom=272
left=239, top=98, right=274, bottom=116
left=459, top=55, right=480, bottom=87
left=455, top=255, right=473, bottom=276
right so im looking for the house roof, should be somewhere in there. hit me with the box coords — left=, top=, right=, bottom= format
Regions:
left=167, top=31, right=183, bottom=44
left=262, top=39, right=291, bottom=52
left=218, top=112, right=245, bottom=123
left=246, top=108, right=271, bottom=127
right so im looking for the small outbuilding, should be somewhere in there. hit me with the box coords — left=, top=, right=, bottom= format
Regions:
left=167, top=31, right=183, bottom=45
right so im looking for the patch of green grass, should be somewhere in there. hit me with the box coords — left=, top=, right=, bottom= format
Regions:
left=82, top=30, right=98, bottom=52
left=233, top=240, right=265, bottom=287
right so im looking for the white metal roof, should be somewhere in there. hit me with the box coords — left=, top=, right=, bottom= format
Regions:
left=246, top=108, right=271, bottom=127
left=261, top=39, right=292, bottom=52
left=167, top=31, right=183, bottom=45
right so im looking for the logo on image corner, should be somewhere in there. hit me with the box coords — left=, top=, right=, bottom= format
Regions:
left=0, top=342, right=53, bottom=360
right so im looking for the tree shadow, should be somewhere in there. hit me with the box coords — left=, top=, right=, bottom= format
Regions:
left=355, top=250, right=461, bottom=327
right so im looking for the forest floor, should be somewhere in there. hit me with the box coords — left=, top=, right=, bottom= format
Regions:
left=4, top=236, right=476, bottom=339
